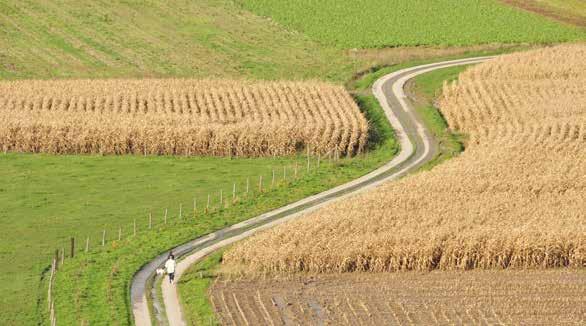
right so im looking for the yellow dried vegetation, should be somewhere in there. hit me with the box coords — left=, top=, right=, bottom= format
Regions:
left=0, top=80, right=368, bottom=157
left=224, top=44, right=586, bottom=272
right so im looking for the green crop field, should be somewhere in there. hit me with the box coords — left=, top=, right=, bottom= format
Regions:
left=237, top=0, right=585, bottom=48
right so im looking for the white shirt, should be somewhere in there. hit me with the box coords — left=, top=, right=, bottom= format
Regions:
left=165, top=259, right=176, bottom=274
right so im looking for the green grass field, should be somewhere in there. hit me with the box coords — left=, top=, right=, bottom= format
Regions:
left=237, top=0, right=584, bottom=48
left=0, top=0, right=353, bottom=81
left=0, top=154, right=294, bottom=323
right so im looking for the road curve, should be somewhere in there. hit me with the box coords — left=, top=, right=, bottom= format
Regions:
left=130, top=57, right=493, bottom=326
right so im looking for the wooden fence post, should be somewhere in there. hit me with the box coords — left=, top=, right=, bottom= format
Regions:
left=149, top=212, right=152, bottom=229
left=70, top=237, right=75, bottom=258
left=85, top=237, right=89, bottom=253
left=179, top=204, right=182, bottom=219
left=48, top=257, right=55, bottom=311
left=133, top=219, right=136, bottom=236
left=219, top=190, right=223, bottom=208
left=259, top=175, right=263, bottom=192
left=60, top=248, right=64, bottom=265
left=206, top=194, right=210, bottom=213
left=272, top=169, right=275, bottom=188
left=283, top=166, right=287, bottom=180
left=164, top=208, right=168, bottom=225
left=232, top=182, right=236, bottom=202
left=193, top=198, right=197, bottom=217
left=102, top=230, right=106, bottom=246
left=54, top=249, right=59, bottom=270
left=246, top=177, right=249, bottom=195
left=118, top=227, right=122, bottom=241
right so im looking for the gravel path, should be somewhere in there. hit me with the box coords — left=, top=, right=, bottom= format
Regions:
left=130, top=57, right=493, bottom=326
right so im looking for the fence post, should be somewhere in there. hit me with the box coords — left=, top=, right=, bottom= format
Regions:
left=193, top=198, right=197, bottom=217
left=149, top=212, right=152, bottom=229
left=102, top=230, right=106, bottom=246
left=54, top=249, right=59, bottom=270
left=259, top=175, right=263, bottom=192
left=179, top=204, right=182, bottom=219
left=133, top=219, right=136, bottom=236
left=118, top=227, right=122, bottom=241
left=164, top=208, right=168, bottom=225
left=85, top=237, right=89, bottom=253
left=48, top=257, right=55, bottom=311
left=70, top=237, right=75, bottom=258
left=206, top=194, right=210, bottom=213
left=295, top=163, right=298, bottom=179
left=283, top=166, right=287, bottom=181
left=232, top=182, right=236, bottom=202
left=219, top=190, right=223, bottom=208
left=272, top=169, right=275, bottom=188
left=60, top=248, right=64, bottom=265
left=246, top=177, right=249, bottom=195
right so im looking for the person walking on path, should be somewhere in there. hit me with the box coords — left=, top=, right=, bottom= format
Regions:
left=165, top=253, right=176, bottom=285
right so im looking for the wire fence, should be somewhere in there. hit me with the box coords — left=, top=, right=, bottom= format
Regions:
left=45, top=152, right=340, bottom=324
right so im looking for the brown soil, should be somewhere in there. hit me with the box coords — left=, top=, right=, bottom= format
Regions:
left=347, top=44, right=532, bottom=72
left=501, top=0, right=586, bottom=27
left=210, top=270, right=585, bottom=325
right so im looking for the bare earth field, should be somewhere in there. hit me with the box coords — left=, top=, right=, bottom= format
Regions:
left=502, top=0, right=586, bottom=27
left=211, top=270, right=586, bottom=325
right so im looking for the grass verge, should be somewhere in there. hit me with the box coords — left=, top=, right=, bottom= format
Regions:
left=407, top=65, right=469, bottom=169
left=178, top=251, right=224, bottom=325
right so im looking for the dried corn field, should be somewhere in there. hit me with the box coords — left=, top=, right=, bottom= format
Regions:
left=223, top=44, right=586, bottom=272
left=0, top=80, right=368, bottom=157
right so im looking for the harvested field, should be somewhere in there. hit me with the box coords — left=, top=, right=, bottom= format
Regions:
left=211, top=270, right=586, bottom=325
left=223, top=44, right=586, bottom=272
left=0, top=80, right=368, bottom=157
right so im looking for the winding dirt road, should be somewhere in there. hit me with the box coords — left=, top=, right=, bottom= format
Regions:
left=130, top=57, right=493, bottom=326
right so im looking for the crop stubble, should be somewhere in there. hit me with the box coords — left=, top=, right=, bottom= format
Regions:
left=211, top=270, right=585, bottom=325
left=0, top=80, right=368, bottom=157
left=223, top=44, right=586, bottom=273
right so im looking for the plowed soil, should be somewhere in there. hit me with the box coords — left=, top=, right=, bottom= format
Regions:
left=210, top=270, right=585, bottom=325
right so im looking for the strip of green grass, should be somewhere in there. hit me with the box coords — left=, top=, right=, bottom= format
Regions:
left=178, top=251, right=224, bottom=325
left=409, top=66, right=469, bottom=169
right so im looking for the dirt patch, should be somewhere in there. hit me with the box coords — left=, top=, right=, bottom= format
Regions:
left=501, top=0, right=586, bottom=27
left=347, top=44, right=532, bottom=70
left=211, top=270, right=586, bottom=325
